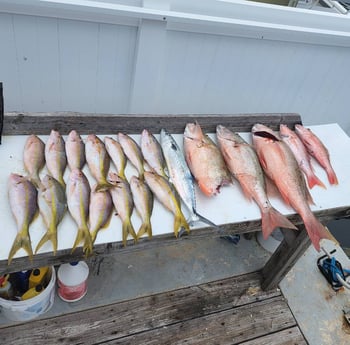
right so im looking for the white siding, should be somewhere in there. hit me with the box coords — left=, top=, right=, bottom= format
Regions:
left=1, top=2, right=350, bottom=133
left=0, top=13, right=137, bottom=113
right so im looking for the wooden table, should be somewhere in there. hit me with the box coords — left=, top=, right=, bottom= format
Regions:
left=1, top=112, right=349, bottom=290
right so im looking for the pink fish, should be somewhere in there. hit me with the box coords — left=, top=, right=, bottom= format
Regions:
left=295, top=124, right=338, bottom=185
left=280, top=124, right=325, bottom=189
left=252, top=123, right=335, bottom=251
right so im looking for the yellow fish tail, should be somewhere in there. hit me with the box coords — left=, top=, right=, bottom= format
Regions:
left=122, top=218, right=137, bottom=246
left=8, top=229, right=33, bottom=265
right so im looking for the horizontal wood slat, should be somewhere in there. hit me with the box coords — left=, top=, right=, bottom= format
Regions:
left=0, top=271, right=286, bottom=344
left=3, top=112, right=302, bottom=135
left=239, top=326, right=307, bottom=345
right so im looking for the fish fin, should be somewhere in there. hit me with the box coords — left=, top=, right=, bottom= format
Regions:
left=197, top=180, right=215, bottom=197
left=303, top=215, right=338, bottom=252
left=306, top=173, right=326, bottom=189
left=326, top=167, right=338, bottom=185
left=190, top=211, right=220, bottom=230
left=35, top=229, right=58, bottom=255
left=174, top=213, right=190, bottom=238
left=261, top=207, right=297, bottom=240
left=94, top=181, right=114, bottom=192
left=136, top=220, right=153, bottom=239
left=305, top=186, right=315, bottom=206
left=122, top=218, right=137, bottom=246
left=265, top=175, right=282, bottom=200
left=8, top=230, right=33, bottom=265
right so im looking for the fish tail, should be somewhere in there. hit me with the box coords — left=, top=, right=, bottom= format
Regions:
left=303, top=213, right=338, bottom=251
left=95, top=181, right=114, bottom=192
left=174, top=212, right=190, bottom=238
left=72, top=227, right=93, bottom=256
left=136, top=219, right=153, bottom=239
left=35, top=229, right=58, bottom=255
left=122, top=218, right=137, bottom=246
left=58, top=177, right=66, bottom=189
left=28, top=173, right=41, bottom=189
left=8, top=229, right=33, bottom=265
left=83, top=232, right=94, bottom=257
left=90, top=229, right=99, bottom=244
left=261, top=207, right=297, bottom=240
left=326, top=167, right=338, bottom=185
left=119, top=169, right=126, bottom=180
left=306, top=172, right=326, bottom=189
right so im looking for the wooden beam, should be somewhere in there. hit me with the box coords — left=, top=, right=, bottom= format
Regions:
left=3, top=112, right=302, bottom=135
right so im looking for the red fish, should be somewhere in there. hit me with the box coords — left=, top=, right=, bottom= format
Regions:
left=217, top=125, right=297, bottom=239
left=252, top=123, right=335, bottom=251
left=280, top=124, right=325, bottom=189
left=295, top=124, right=338, bottom=185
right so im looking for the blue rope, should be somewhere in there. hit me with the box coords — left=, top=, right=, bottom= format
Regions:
left=322, top=256, right=350, bottom=284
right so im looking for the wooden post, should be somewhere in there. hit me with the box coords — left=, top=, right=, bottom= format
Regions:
left=261, top=225, right=311, bottom=291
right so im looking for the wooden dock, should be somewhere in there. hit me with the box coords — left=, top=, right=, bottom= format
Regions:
left=0, top=270, right=307, bottom=345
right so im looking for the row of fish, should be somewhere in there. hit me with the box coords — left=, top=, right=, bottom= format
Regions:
left=7, top=128, right=213, bottom=263
left=184, top=122, right=337, bottom=251
left=7, top=122, right=337, bottom=264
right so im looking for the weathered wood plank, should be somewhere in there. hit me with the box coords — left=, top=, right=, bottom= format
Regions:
left=2, top=205, right=349, bottom=275
left=3, top=112, right=302, bottom=135
left=261, top=224, right=311, bottom=291
left=0, top=271, right=281, bottom=344
left=102, top=297, right=295, bottom=345
left=239, top=326, right=307, bottom=345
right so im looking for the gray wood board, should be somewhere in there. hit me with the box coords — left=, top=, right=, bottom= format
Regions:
left=0, top=271, right=304, bottom=345
left=239, top=327, right=307, bottom=345
left=3, top=112, right=302, bottom=134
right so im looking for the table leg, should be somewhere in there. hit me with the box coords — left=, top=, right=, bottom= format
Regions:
left=261, top=225, right=311, bottom=291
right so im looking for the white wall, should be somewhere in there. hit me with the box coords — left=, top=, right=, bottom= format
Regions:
left=1, top=0, right=350, bottom=133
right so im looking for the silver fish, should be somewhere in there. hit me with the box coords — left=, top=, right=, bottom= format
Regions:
left=130, top=175, right=153, bottom=239
left=23, top=135, right=45, bottom=188
left=36, top=175, right=67, bottom=254
left=45, top=129, right=67, bottom=188
left=66, top=169, right=93, bottom=255
left=144, top=171, right=189, bottom=237
left=160, top=128, right=218, bottom=228
left=104, top=136, right=127, bottom=179
left=85, top=134, right=113, bottom=192
left=141, top=129, right=166, bottom=177
left=117, top=132, right=145, bottom=180
left=89, top=187, right=113, bottom=244
left=65, top=130, right=85, bottom=170
left=108, top=172, right=137, bottom=246
left=8, top=173, right=38, bottom=264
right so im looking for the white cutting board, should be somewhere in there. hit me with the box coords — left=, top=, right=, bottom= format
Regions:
left=0, top=123, right=348, bottom=261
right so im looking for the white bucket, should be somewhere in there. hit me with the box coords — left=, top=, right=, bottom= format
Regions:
left=57, top=261, right=89, bottom=302
left=0, top=266, right=56, bottom=322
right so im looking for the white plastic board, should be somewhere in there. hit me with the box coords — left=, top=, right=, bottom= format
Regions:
left=0, top=123, right=349, bottom=261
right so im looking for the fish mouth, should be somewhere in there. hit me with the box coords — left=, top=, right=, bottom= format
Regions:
left=252, top=131, right=280, bottom=142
